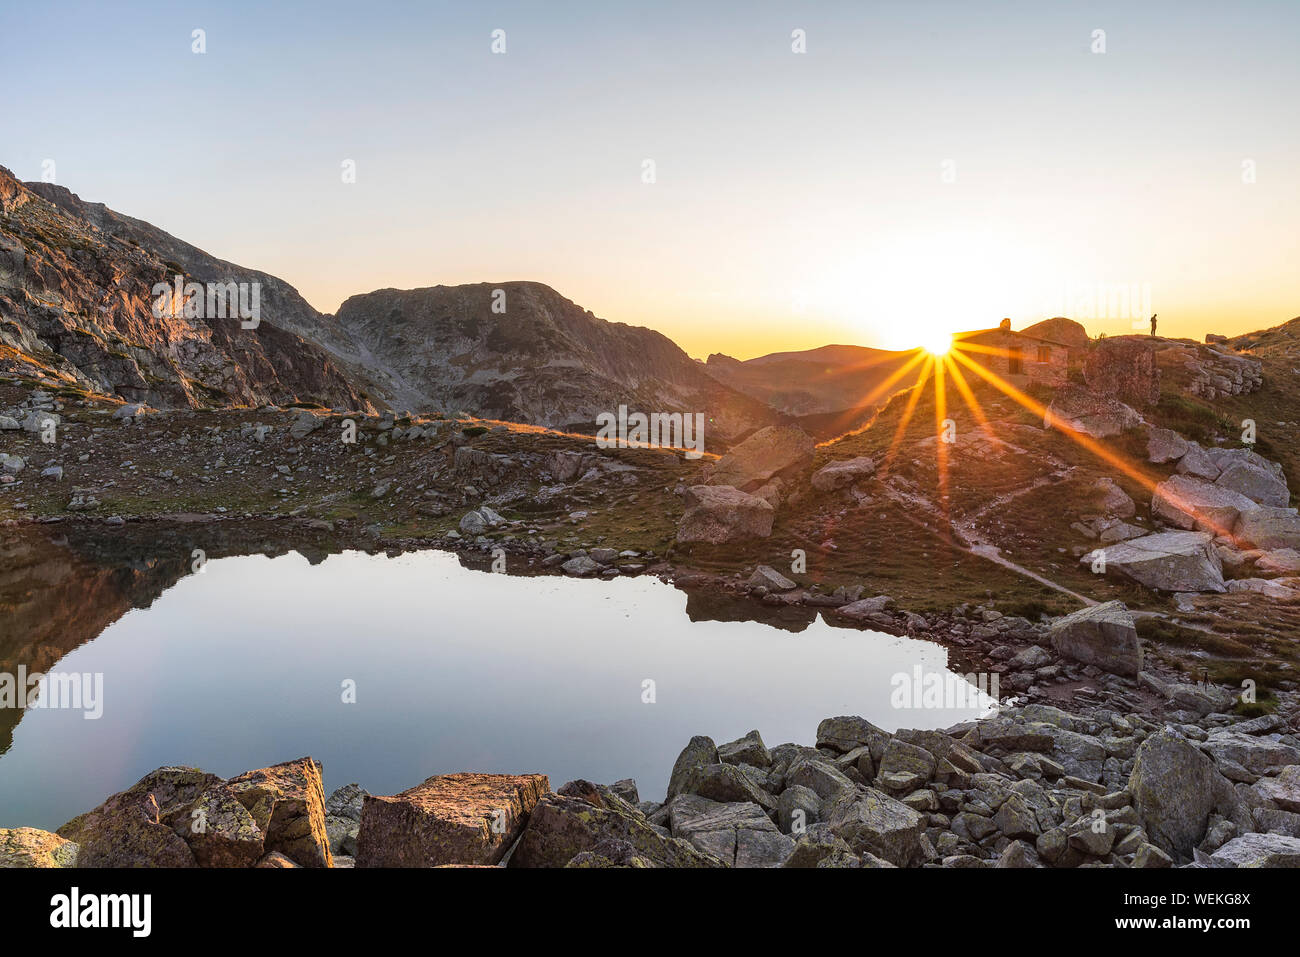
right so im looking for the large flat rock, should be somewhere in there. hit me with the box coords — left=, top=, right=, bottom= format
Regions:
left=1151, top=475, right=1258, bottom=534
left=1089, top=530, right=1225, bottom=592
left=1234, top=506, right=1300, bottom=550
left=356, top=772, right=548, bottom=867
left=707, top=425, right=814, bottom=490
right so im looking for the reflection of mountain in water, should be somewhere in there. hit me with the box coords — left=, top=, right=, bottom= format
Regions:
left=1, top=521, right=867, bottom=755
left=0, top=522, right=355, bottom=754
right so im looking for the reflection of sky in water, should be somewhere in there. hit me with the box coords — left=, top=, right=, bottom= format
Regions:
left=0, top=549, right=993, bottom=830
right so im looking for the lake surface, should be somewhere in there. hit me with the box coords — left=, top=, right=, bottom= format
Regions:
left=0, top=546, right=994, bottom=830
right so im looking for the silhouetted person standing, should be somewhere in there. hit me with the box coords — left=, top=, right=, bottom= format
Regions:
left=1149, top=314, right=1157, bottom=336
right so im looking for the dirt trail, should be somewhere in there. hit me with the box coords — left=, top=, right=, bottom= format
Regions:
left=881, top=474, right=1096, bottom=608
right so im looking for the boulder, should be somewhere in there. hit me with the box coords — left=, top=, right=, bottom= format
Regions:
left=1255, top=548, right=1300, bottom=574
left=356, top=772, right=547, bottom=867
left=776, top=785, right=822, bottom=834
left=836, top=595, right=893, bottom=620
left=670, top=763, right=777, bottom=814
left=289, top=411, right=324, bottom=439
left=1146, top=427, right=1190, bottom=464
left=1176, top=444, right=1221, bottom=480
left=816, top=716, right=892, bottom=763
left=510, top=792, right=723, bottom=868
left=822, top=787, right=925, bottom=866
left=1152, top=475, right=1258, bottom=534
left=561, top=555, right=602, bottom=576
left=1045, top=385, right=1142, bottom=438
left=747, top=565, right=795, bottom=591
left=666, top=736, right=719, bottom=801
left=325, top=782, right=368, bottom=821
left=782, top=824, right=863, bottom=868
left=1234, top=507, right=1300, bottom=551
left=56, top=766, right=224, bottom=868
left=717, top=729, right=772, bottom=768
left=708, top=425, right=814, bottom=490
left=876, top=739, right=938, bottom=787
left=1226, top=578, right=1300, bottom=599
left=21, top=411, right=59, bottom=433
left=1048, top=601, right=1142, bottom=676
left=185, top=785, right=266, bottom=867
left=1209, top=832, right=1300, bottom=868
left=1201, top=731, right=1300, bottom=776
left=1252, top=772, right=1300, bottom=814
left=1093, top=477, right=1136, bottom=518
left=565, top=838, right=661, bottom=868
left=1091, top=530, right=1225, bottom=593
left=0, top=828, right=79, bottom=867
left=459, top=511, right=488, bottom=534
left=1129, top=731, right=1244, bottom=860
left=668, top=794, right=793, bottom=867
left=58, top=790, right=197, bottom=868
left=222, top=758, right=334, bottom=868
left=811, top=456, right=878, bottom=492
left=1215, top=460, right=1289, bottom=508
left=676, top=485, right=774, bottom=543
left=113, top=402, right=147, bottom=421
left=786, top=759, right=856, bottom=801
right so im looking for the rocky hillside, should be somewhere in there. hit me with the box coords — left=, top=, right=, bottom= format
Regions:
left=0, top=168, right=372, bottom=412
left=9, top=169, right=781, bottom=443
left=330, top=281, right=781, bottom=442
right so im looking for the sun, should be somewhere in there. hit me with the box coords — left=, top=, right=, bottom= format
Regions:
left=921, top=331, right=952, bottom=356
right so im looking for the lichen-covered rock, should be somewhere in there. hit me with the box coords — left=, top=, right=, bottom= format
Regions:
left=667, top=794, right=793, bottom=867
left=670, top=762, right=777, bottom=814
left=57, top=790, right=197, bottom=868
left=822, top=786, right=924, bottom=866
left=0, top=827, right=80, bottom=868
left=223, top=757, right=333, bottom=868
left=184, top=784, right=265, bottom=867
left=565, top=838, right=660, bottom=868
left=816, top=715, right=892, bottom=762
left=666, top=736, right=719, bottom=801
left=782, top=824, right=865, bottom=868
left=510, top=792, right=723, bottom=868
left=356, top=772, right=547, bottom=867
left=1129, top=732, right=1243, bottom=861
left=717, top=729, right=772, bottom=768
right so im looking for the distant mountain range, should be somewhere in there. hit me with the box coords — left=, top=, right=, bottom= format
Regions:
left=16, top=167, right=1275, bottom=449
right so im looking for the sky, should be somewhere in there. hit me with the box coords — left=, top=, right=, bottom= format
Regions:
left=3, top=0, right=1297, bottom=358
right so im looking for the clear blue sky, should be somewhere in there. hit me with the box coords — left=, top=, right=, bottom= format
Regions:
left=3, top=0, right=1297, bottom=355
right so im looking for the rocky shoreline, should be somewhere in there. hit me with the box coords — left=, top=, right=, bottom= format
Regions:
left=3, top=664, right=1298, bottom=868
